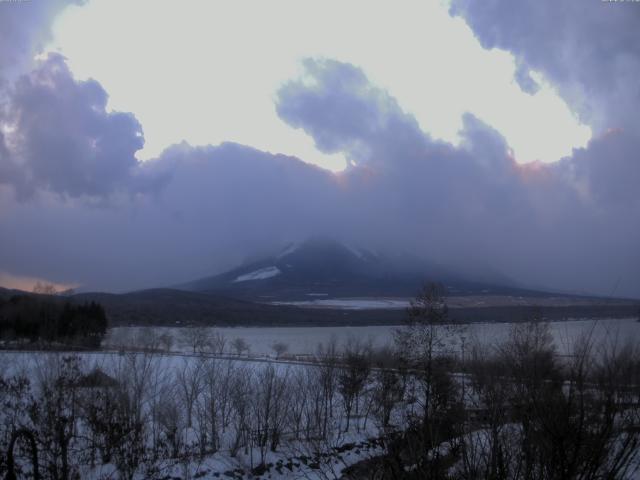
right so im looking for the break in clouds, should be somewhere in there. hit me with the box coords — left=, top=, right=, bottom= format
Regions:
left=0, top=0, right=638, bottom=297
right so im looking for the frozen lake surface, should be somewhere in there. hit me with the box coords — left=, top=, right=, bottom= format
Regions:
left=106, top=317, right=640, bottom=356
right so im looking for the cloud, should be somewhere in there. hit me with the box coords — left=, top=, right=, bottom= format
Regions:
left=277, top=59, right=640, bottom=297
left=447, top=0, right=640, bottom=296
left=1, top=53, right=144, bottom=199
left=557, top=130, right=640, bottom=209
left=513, top=60, right=539, bottom=95
left=277, top=59, right=525, bottom=217
left=0, top=0, right=84, bottom=78
left=0, top=270, right=76, bottom=293
left=276, top=59, right=429, bottom=169
left=449, top=0, right=640, bottom=136
left=0, top=140, right=343, bottom=292
left=0, top=8, right=638, bottom=299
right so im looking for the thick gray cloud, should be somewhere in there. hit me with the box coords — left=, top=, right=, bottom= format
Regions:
left=513, top=60, right=539, bottom=95
left=0, top=4, right=638, bottom=298
left=449, top=0, right=640, bottom=136
left=557, top=130, right=640, bottom=210
left=276, top=59, right=429, bottom=168
left=448, top=0, right=640, bottom=296
left=0, top=0, right=84, bottom=78
left=0, top=1, right=90, bottom=198
left=276, top=59, right=640, bottom=297
left=2, top=56, right=639, bottom=297
left=1, top=54, right=144, bottom=199
left=0, top=141, right=342, bottom=291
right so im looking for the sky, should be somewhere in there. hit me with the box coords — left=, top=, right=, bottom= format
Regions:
left=0, top=0, right=638, bottom=297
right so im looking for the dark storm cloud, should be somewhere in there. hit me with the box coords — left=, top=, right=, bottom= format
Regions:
left=1, top=54, right=144, bottom=199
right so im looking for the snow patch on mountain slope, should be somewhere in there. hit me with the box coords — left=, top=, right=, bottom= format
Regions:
left=345, top=244, right=366, bottom=259
left=234, top=266, right=281, bottom=282
left=276, top=242, right=299, bottom=259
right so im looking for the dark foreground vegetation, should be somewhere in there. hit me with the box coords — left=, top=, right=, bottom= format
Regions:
left=0, top=295, right=108, bottom=348
left=345, top=285, right=640, bottom=479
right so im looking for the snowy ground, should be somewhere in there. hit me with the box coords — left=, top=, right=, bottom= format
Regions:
left=0, top=352, right=388, bottom=480
left=3, top=318, right=640, bottom=479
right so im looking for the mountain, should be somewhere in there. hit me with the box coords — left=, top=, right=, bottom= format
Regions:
left=179, top=237, right=529, bottom=301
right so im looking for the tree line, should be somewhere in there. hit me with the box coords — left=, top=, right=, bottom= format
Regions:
left=0, top=295, right=108, bottom=348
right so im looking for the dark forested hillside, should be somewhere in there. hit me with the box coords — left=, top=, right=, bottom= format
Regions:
left=73, top=288, right=639, bottom=326
left=1, top=287, right=637, bottom=329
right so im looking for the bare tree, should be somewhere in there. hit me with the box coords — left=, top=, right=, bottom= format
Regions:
left=287, top=369, right=310, bottom=440
left=175, top=358, right=204, bottom=429
left=32, top=282, right=57, bottom=296
left=453, top=322, right=640, bottom=480
left=134, top=327, right=161, bottom=351
left=315, top=337, right=339, bottom=439
left=157, top=332, right=174, bottom=352
left=0, top=372, right=33, bottom=477
left=390, top=284, right=464, bottom=478
left=372, top=347, right=406, bottom=432
left=460, top=341, right=516, bottom=478
left=207, top=330, right=227, bottom=355
left=104, top=352, right=157, bottom=480
left=229, top=366, right=252, bottom=457
left=156, top=387, right=185, bottom=458
left=181, top=327, right=210, bottom=354
left=271, top=341, right=289, bottom=359
left=301, top=367, right=330, bottom=441
left=231, top=337, right=250, bottom=357
left=30, top=354, right=84, bottom=480
left=196, top=358, right=235, bottom=454
left=5, top=428, right=40, bottom=480
left=251, top=365, right=291, bottom=466
left=338, top=341, right=371, bottom=432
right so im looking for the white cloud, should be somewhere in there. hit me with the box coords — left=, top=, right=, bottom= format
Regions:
left=47, top=0, right=590, bottom=169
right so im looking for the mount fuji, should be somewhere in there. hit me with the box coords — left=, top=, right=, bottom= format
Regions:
left=180, top=237, right=522, bottom=302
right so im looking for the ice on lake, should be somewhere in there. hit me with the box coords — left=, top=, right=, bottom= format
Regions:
left=106, top=317, right=640, bottom=356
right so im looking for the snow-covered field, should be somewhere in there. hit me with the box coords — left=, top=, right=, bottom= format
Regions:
left=106, top=317, right=640, bottom=356
left=3, top=317, right=640, bottom=479
left=0, top=351, right=387, bottom=479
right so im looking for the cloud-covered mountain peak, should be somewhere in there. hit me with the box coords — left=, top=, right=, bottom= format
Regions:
left=179, top=237, right=522, bottom=301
